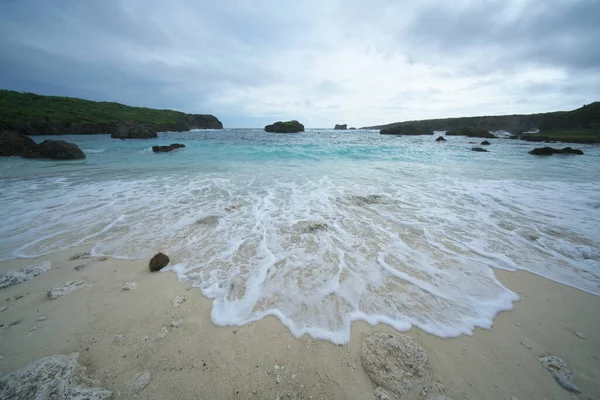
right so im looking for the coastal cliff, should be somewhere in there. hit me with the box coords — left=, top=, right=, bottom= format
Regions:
left=363, top=102, right=600, bottom=143
left=0, top=90, right=223, bottom=135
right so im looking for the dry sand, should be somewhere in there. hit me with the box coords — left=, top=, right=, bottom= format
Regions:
left=0, top=246, right=598, bottom=399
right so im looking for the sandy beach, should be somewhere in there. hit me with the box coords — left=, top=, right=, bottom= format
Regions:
left=0, top=246, right=598, bottom=399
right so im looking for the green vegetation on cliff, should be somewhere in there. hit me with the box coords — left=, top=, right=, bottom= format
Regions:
left=365, top=102, right=600, bottom=143
left=0, top=90, right=223, bottom=134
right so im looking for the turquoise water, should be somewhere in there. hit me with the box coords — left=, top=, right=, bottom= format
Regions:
left=1, top=129, right=599, bottom=342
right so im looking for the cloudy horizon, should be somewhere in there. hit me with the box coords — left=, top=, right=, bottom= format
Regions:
left=1, top=0, right=599, bottom=128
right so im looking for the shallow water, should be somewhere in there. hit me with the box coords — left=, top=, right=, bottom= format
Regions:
left=1, top=129, right=599, bottom=343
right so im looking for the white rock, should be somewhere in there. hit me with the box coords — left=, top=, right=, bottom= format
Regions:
left=361, top=332, right=432, bottom=399
left=131, top=371, right=151, bottom=393
left=120, top=282, right=138, bottom=291
left=0, top=353, right=111, bottom=399
left=0, top=261, right=52, bottom=289
left=172, top=295, right=187, bottom=307
left=537, top=355, right=580, bottom=393
left=48, top=280, right=89, bottom=300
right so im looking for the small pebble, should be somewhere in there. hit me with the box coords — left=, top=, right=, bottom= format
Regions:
left=575, top=332, right=586, bottom=339
left=515, top=323, right=521, bottom=327
left=273, top=365, right=279, bottom=370
left=520, top=341, right=532, bottom=350
left=36, top=316, right=47, bottom=321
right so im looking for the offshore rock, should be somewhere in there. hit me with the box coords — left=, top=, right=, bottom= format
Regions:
left=149, top=252, right=170, bottom=272
left=334, top=124, right=348, bottom=130
left=111, top=124, right=157, bottom=139
left=480, top=140, right=491, bottom=145
left=471, top=147, right=489, bottom=152
left=0, top=261, right=52, bottom=289
left=264, top=120, right=305, bottom=133
left=152, top=143, right=186, bottom=153
left=435, top=136, right=446, bottom=142
left=528, top=147, right=584, bottom=156
left=361, top=332, right=432, bottom=399
left=0, top=353, right=112, bottom=400
left=0, top=131, right=37, bottom=156
left=20, top=139, right=86, bottom=160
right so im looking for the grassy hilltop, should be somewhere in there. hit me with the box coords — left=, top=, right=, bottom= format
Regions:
left=0, top=90, right=223, bottom=134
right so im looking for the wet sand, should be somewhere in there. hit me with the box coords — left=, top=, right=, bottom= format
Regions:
left=0, top=246, right=598, bottom=399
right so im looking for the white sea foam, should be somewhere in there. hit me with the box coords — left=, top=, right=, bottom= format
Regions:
left=0, top=134, right=598, bottom=343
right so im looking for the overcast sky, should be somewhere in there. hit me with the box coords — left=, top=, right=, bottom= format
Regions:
left=1, top=0, right=599, bottom=128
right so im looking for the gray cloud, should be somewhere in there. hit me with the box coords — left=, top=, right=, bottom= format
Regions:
left=1, top=0, right=599, bottom=127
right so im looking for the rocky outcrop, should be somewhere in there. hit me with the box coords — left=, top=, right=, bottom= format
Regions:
left=480, top=140, right=491, bottom=145
left=152, top=143, right=186, bottom=153
left=529, top=147, right=584, bottom=155
left=471, top=147, right=489, bottom=152
left=334, top=124, right=348, bottom=130
left=264, top=120, right=305, bottom=133
left=447, top=127, right=496, bottom=138
left=0, top=353, right=112, bottom=400
left=149, top=252, right=170, bottom=272
left=24, top=140, right=86, bottom=159
left=0, top=131, right=37, bottom=156
left=435, top=136, right=446, bottom=142
left=111, top=124, right=157, bottom=139
left=380, top=125, right=432, bottom=135
left=361, top=333, right=432, bottom=399
left=0, top=261, right=52, bottom=289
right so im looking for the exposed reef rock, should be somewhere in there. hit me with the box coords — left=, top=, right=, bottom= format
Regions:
left=0, top=353, right=112, bottom=400
left=149, top=252, right=170, bottom=272
left=435, top=136, right=446, bottom=142
left=480, top=140, right=491, bottom=145
left=380, top=125, right=432, bottom=135
left=0, top=131, right=86, bottom=159
left=447, top=127, right=496, bottom=138
left=111, top=124, right=157, bottom=139
left=537, top=356, right=580, bottom=393
left=264, top=120, right=305, bottom=133
left=471, top=147, right=489, bottom=152
left=152, top=143, right=186, bottom=153
left=528, top=147, right=584, bottom=156
left=349, top=127, right=357, bottom=130
left=361, top=332, right=432, bottom=399
left=334, top=124, right=348, bottom=130
left=48, top=280, right=89, bottom=300
left=0, top=261, right=52, bottom=289
left=24, top=140, right=87, bottom=159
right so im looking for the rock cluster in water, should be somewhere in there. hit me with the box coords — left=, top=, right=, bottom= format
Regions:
left=264, top=120, right=305, bottom=133
left=149, top=252, right=170, bottom=272
left=0, top=353, right=112, bottom=399
left=435, top=136, right=446, bottom=142
left=0, top=131, right=86, bottom=159
left=111, top=123, right=157, bottom=139
left=152, top=143, right=186, bottom=153
left=361, top=332, right=432, bottom=399
left=528, top=147, right=584, bottom=155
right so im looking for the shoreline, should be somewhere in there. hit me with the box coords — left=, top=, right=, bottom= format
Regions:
left=1, top=246, right=598, bottom=399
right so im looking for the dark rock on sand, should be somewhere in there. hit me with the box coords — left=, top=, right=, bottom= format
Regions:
left=0, top=131, right=37, bottom=156
left=447, top=127, right=496, bottom=138
left=334, top=124, right=348, bottom=130
left=361, top=332, right=432, bottom=399
left=264, top=120, right=305, bottom=133
left=152, top=143, right=186, bottom=153
left=480, top=140, right=491, bottom=145
left=528, top=147, right=584, bottom=156
left=111, top=124, right=157, bottom=139
left=24, top=140, right=86, bottom=160
left=435, top=136, right=446, bottom=142
left=471, top=147, right=489, bottom=152
left=149, top=252, right=170, bottom=272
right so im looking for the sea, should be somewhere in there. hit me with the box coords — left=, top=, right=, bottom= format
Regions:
left=1, top=129, right=599, bottom=343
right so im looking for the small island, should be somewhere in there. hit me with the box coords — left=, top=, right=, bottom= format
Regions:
left=334, top=124, right=347, bottom=130
left=264, top=120, right=305, bottom=133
